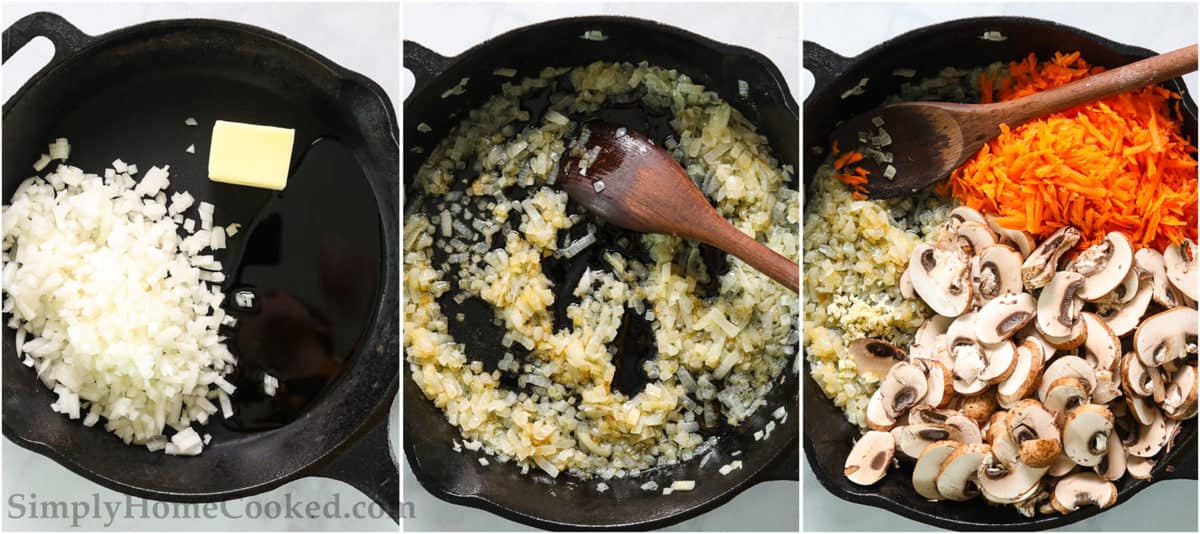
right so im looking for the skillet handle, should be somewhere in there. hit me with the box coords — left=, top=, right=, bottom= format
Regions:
left=403, top=40, right=451, bottom=95
left=802, top=41, right=851, bottom=96
left=312, top=415, right=400, bottom=522
left=2, top=11, right=90, bottom=64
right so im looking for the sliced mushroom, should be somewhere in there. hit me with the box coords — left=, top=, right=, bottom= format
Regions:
left=1135, top=247, right=1188, bottom=307
left=1162, top=365, right=1198, bottom=420
left=1134, top=307, right=1198, bottom=368
left=916, top=359, right=954, bottom=409
left=1021, top=226, right=1081, bottom=290
left=976, top=292, right=1036, bottom=345
left=1061, top=404, right=1115, bottom=466
left=1120, top=351, right=1157, bottom=399
left=958, top=393, right=998, bottom=429
left=1007, top=399, right=1062, bottom=468
left=892, top=423, right=962, bottom=459
left=1047, top=452, right=1078, bottom=477
left=1091, top=370, right=1123, bottom=405
left=909, top=315, right=954, bottom=362
left=845, top=430, right=895, bottom=485
left=1043, top=377, right=1091, bottom=423
left=1038, top=356, right=1096, bottom=402
left=1094, top=430, right=1126, bottom=481
left=978, top=340, right=1018, bottom=385
left=946, top=206, right=986, bottom=232
left=900, top=267, right=915, bottom=299
left=865, top=387, right=897, bottom=431
left=1126, top=394, right=1159, bottom=427
left=879, top=361, right=929, bottom=419
left=978, top=453, right=1048, bottom=504
left=1080, top=314, right=1119, bottom=373
left=850, top=338, right=907, bottom=379
left=908, top=405, right=958, bottom=425
left=1125, top=454, right=1155, bottom=479
left=986, top=214, right=1036, bottom=258
left=946, top=313, right=990, bottom=394
left=1095, top=266, right=1140, bottom=305
left=935, top=443, right=992, bottom=501
left=1070, top=232, right=1134, bottom=301
left=909, top=243, right=973, bottom=317
left=1124, top=408, right=1169, bottom=458
left=1163, top=238, right=1198, bottom=301
left=1094, top=281, right=1153, bottom=337
left=957, top=221, right=999, bottom=257
left=973, top=245, right=1024, bottom=303
left=1049, top=472, right=1117, bottom=513
left=986, top=411, right=1020, bottom=465
left=913, top=440, right=960, bottom=501
left=998, top=338, right=1046, bottom=408
left=1036, top=271, right=1086, bottom=346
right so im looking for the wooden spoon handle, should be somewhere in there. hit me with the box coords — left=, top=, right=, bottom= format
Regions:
left=999, top=44, right=1198, bottom=126
left=697, top=219, right=800, bottom=293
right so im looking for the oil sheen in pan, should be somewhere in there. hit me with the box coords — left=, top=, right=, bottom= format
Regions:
left=220, top=138, right=382, bottom=431
left=419, top=70, right=735, bottom=433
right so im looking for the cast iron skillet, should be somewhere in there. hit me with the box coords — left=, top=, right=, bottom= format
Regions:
left=403, top=16, right=799, bottom=530
left=803, top=16, right=1198, bottom=531
left=2, top=13, right=400, bottom=520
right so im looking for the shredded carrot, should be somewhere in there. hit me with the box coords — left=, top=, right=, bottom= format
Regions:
left=944, top=52, right=1198, bottom=252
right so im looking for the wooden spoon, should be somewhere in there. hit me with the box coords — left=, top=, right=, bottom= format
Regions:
left=558, top=122, right=799, bottom=292
left=832, top=44, right=1198, bottom=199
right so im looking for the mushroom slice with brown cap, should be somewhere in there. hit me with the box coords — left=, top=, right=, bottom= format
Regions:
left=916, top=359, right=954, bottom=409
left=909, top=243, right=973, bottom=317
left=978, top=340, right=1017, bottom=385
left=1095, top=430, right=1126, bottom=481
left=909, top=315, right=953, bottom=362
left=1050, top=472, right=1118, bottom=513
left=850, top=338, right=907, bottom=380
left=976, top=292, right=1036, bottom=345
left=973, top=245, right=1024, bottom=304
left=1163, top=238, right=1198, bottom=301
left=1070, top=231, right=1134, bottom=301
left=1125, top=454, right=1155, bottom=479
left=958, top=393, right=998, bottom=429
left=986, top=214, right=1036, bottom=259
left=1120, top=351, right=1157, bottom=399
left=1022, top=226, right=1081, bottom=290
left=935, top=443, right=992, bottom=501
left=1080, top=312, right=1120, bottom=372
left=1135, top=247, right=1188, bottom=308
left=1007, top=399, right=1062, bottom=468
left=956, top=221, right=998, bottom=257
left=1043, top=377, right=1091, bottom=423
left=1038, top=356, right=1096, bottom=402
left=1126, top=394, right=1159, bottom=427
left=1095, top=281, right=1153, bottom=337
left=1162, top=365, right=1198, bottom=420
left=892, top=423, right=963, bottom=459
left=1135, top=307, right=1198, bottom=368
left=996, top=339, right=1045, bottom=409
left=946, top=206, right=986, bottom=232
left=865, top=387, right=898, bottom=431
left=986, top=412, right=1020, bottom=465
left=878, top=361, right=929, bottom=419
left=1125, top=408, right=1170, bottom=458
left=1047, top=452, right=1077, bottom=477
left=913, top=440, right=959, bottom=501
left=1091, top=370, right=1123, bottom=405
left=978, top=453, right=1048, bottom=504
left=1036, top=271, right=1086, bottom=341
left=844, top=430, right=895, bottom=486
left=1061, top=404, right=1115, bottom=467
left=908, top=404, right=958, bottom=426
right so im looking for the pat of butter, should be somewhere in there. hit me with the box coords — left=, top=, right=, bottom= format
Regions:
left=208, top=120, right=295, bottom=190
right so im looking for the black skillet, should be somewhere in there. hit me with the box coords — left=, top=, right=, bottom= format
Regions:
left=2, top=13, right=400, bottom=520
left=403, top=16, right=799, bottom=530
left=803, top=16, right=1198, bottom=531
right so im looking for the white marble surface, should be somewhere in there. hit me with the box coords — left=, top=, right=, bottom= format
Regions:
left=802, top=2, right=1198, bottom=532
left=1, top=2, right=399, bottom=531
left=401, top=2, right=799, bottom=532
